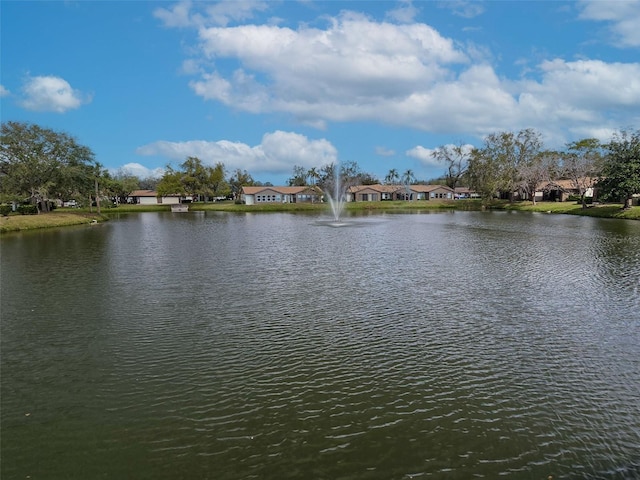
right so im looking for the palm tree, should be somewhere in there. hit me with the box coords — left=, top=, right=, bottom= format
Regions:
left=385, top=169, right=399, bottom=185
left=402, top=169, right=416, bottom=201
left=307, top=167, right=320, bottom=186
left=402, top=169, right=416, bottom=185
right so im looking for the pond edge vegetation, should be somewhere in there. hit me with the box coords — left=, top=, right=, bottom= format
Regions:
left=2, top=200, right=639, bottom=234
left=2, top=122, right=639, bottom=234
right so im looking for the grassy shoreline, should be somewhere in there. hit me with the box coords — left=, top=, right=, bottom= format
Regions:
left=0, top=212, right=107, bottom=234
left=1, top=200, right=638, bottom=234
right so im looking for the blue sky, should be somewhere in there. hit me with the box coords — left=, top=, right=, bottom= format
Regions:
left=2, top=1, right=639, bottom=185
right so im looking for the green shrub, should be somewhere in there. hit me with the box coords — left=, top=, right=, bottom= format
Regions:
left=0, top=205, right=12, bottom=216
left=17, top=204, right=38, bottom=215
left=567, top=194, right=593, bottom=204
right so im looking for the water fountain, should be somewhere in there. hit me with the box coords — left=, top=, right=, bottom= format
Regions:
left=324, top=165, right=348, bottom=226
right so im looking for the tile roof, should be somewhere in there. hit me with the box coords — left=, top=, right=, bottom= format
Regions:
left=243, top=184, right=459, bottom=195
left=129, top=190, right=181, bottom=197
left=347, top=184, right=402, bottom=193
left=538, top=178, right=597, bottom=191
left=241, top=186, right=321, bottom=195
left=129, top=189, right=158, bottom=197
left=348, top=184, right=455, bottom=193
left=408, top=184, right=454, bottom=193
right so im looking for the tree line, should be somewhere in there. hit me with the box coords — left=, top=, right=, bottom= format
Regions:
left=0, top=121, right=262, bottom=211
left=464, top=128, right=640, bottom=209
left=2, top=121, right=638, bottom=212
left=287, top=128, right=639, bottom=209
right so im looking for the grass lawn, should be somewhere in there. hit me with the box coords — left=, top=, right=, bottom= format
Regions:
left=0, top=211, right=106, bottom=234
left=503, top=201, right=640, bottom=220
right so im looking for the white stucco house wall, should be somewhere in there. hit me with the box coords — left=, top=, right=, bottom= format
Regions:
left=128, top=190, right=181, bottom=205
left=241, top=186, right=322, bottom=205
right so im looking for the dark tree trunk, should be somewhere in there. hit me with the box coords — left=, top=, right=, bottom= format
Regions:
left=95, top=178, right=101, bottom=215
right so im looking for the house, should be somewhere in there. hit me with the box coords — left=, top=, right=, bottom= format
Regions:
left=346, top=184, right=455, bottom=201
left=347, top=184, right=402, bottom=202
left=128, top=190, right=182, bottom=205
left=241, top=186, right=322, bottom=205
left=239, top=184, right=464, bottom=204
left=454, top=187, right=480, bottom=199
left=410, top=185, right=455, bottom=200
left=536, top=179, right=597, bottom=202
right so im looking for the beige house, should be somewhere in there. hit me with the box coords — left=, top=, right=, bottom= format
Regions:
left=409, top=185, right=455, bottom=200
left=536, top=179, right=597, bottom=202
left=454, top=187, right=480, bottom=199
left=347, top=184, right=455, bottom=202
left=241, top=186, right=322, bottom=205
left=128, top=190, right=182, bottom=205
left=347, top=185, right=401, bottom=202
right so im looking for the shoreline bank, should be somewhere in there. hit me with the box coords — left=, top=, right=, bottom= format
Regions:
left=1, top=201, right=638, bottom=234
left=0, top=212, right=108, bottom=234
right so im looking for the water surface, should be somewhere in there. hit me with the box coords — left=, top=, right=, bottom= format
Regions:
left=2, top=211, right=639, bottom=479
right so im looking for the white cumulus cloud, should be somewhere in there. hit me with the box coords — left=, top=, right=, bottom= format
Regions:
left=136, top=131, right=338, bottom=176
left=20, top=75, right=91, bottom=113
left=0, top=85, right=9, bottom=97
left=406, top=146, right=441, bottom=166
left=154, top=0, right=269, bottom=28
left=406, top=143, right=474, bottom=167
left=386, top=0, right=420, bottom=23
left=117, top=163, right=166, bottom=179
left=375, top=146, right=396, bottom=157
left=190, top=12, right=468, bottom=124
left=153, top=0, right=195, bottom=28
left=515, top=59, right=640, bottom=142
left=439, top=1, right=486, bottom=19
left=160, top=3, right=640, bottom=148
left=202, top=0, right=269, bottom=27
left=578, top=0, right=640, bottom=47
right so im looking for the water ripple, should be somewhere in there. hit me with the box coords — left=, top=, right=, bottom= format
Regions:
left=2, top=212, right=639, bottom=479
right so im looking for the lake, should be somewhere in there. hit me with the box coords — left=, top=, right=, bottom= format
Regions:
left=1, top=210, right=639, bottom=479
